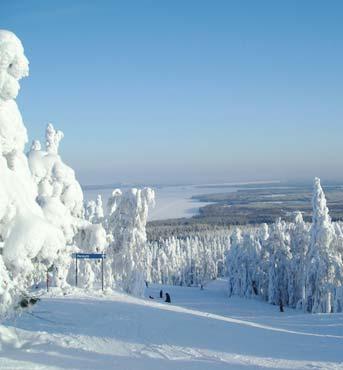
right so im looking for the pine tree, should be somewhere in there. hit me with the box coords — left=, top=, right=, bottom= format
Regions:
left=305, top=178, right=340, bottom=313
left=267, top=219, right=291, bottom=306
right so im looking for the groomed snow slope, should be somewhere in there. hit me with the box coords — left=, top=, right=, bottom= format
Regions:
left=1, top=280, right=343, bottom=369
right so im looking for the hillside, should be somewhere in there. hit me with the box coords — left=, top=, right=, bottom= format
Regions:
left=1, top=280, right=342, bottom=369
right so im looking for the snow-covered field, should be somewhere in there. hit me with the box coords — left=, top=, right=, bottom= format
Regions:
left=1, top=279, right=342, bottom=370
left=84, top=184, right=239, bottom=220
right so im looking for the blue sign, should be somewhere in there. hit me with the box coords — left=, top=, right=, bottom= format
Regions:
left=72, top=253, right=106, bottom=259
left=72, top=252, right=106, bottom=290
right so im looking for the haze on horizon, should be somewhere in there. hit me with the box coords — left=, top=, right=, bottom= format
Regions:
left=2, top=1, right=343, bottom=186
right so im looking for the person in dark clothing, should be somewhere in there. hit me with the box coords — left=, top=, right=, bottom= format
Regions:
left=165, top=293, right=171, bottom=303
left=279, top=299, right=284, bottom=312
left=252, top=280, right=258, bottom=295
left=160, top=289, right=163, bottom=298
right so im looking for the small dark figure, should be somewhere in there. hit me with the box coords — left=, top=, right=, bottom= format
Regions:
left=19, top=297, right=40, bottom=308
left=160, top=289, right=163, bottom=298
left=29, top=297, right=40, bottom=305
left=20, top=299, right=29, bottom=308
left=200, top=284, right=204, bottom=290
left=165, top=293, right=171, bottom=303
left=252, top=280, right=258, bottom=295
left=145, top=281, right=149, bottom=288
left=279, top=299, right=284, bottom=312
left=149, top=295, right=154, bottom=299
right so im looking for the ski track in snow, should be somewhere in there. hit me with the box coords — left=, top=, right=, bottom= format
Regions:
left=1, top=279, right=343, bottom=370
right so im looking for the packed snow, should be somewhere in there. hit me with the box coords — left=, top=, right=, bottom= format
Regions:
left=1, top=280, right=343, bottom=370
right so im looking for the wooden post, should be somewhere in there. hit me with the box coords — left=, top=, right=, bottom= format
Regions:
left=46, top=269, right=49, bottom=292
left=101, top=256, right=104, bottom=291
left=75, top=256, right=78, bottom=287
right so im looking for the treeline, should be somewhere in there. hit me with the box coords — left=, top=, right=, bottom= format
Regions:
left=147, top=230, right=231, bottom=286
left=147, top=178, right=343, bottom=314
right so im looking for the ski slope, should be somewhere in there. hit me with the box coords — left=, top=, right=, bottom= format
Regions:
left=1, top=279, right=343, bottom=369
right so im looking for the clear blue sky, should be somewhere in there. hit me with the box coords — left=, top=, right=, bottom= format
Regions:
left=2, top=1, right=343, bottom=185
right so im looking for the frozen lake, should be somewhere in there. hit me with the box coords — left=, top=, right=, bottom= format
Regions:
left=83, top=184, right=240, bottom=221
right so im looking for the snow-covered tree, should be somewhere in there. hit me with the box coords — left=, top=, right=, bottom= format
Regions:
left=149, top=228, right=230, bottom=288
left=95, top=195, right=104, bottom=221
left=267, top=219, right=292, bottom=306
left=106, top=188, right=155, bottom=296
left=224, top=178, right=343, bottom=313
left=257, top=223, right=270, bottom=300
left=227, top=228, right=243, bottom=296
left=288, top=212, right=310, bottom=309
left=85, top=195, right=104, bottom=224
left=46, top=123, right=64, bottom=154
left=85, top=200, right=96, bottom=223
left=28, top=123, right=84, bottom=223
left=305, top=178, right=343, bottom=313
left=0, top=30, right=64, bottom=317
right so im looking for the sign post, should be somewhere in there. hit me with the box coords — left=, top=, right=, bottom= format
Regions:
left=46, top=269, right=49, bottom=292
left=46, top=265, right=54, bottom=292
left=101, top=257, right=104, bottom=291
left=75, top=256, right=78, bottom=287
left=72, top=253, right=106, bottom=290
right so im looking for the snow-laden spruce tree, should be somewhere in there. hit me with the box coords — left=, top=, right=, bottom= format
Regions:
left=0, top=30, right=65, bottom=317
left=257, top=223, right=270, bottom=300
left=227, top=228, right=243, bottom=296
left=28, top=123, right=84, bottom=227
left=73, top=221, right=108, bottom=289
left=148, top=229, right=230, bottom=287
left=198, top=241, right=217, bottom=287
left=288, top=212, right=310, bottom=309
left=243, top=233, right=261, bottom=297
left=305, top=178, right=343, bottom=313
left=85, top=195, right=104, bottom=224
left=226, top=229, right=261, bottom=298
left=28, top=123, right=110, bottom=289
left=224, top=180, right=343, bottom=313
left=106, top=188, right=155, bottom=296
left=333, top=222, right=343, bottom=312
left=106, top=189, right=122, bottom=215
left=85, top=200, right=96, bottom=223
left=267, top=219, right=292, bottom=306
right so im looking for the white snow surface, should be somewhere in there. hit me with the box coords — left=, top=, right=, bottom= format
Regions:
left=84, top=184, right=238, bottom=221
left=1, top=279, right=343, bottom=370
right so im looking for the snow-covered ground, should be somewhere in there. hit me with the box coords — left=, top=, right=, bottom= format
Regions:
left=1, top=279, right=342, bottom=370
left=147, top=185, right=228, bottom=220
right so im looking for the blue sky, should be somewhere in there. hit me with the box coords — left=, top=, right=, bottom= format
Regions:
left=2, top=1, right=343, bottom=185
